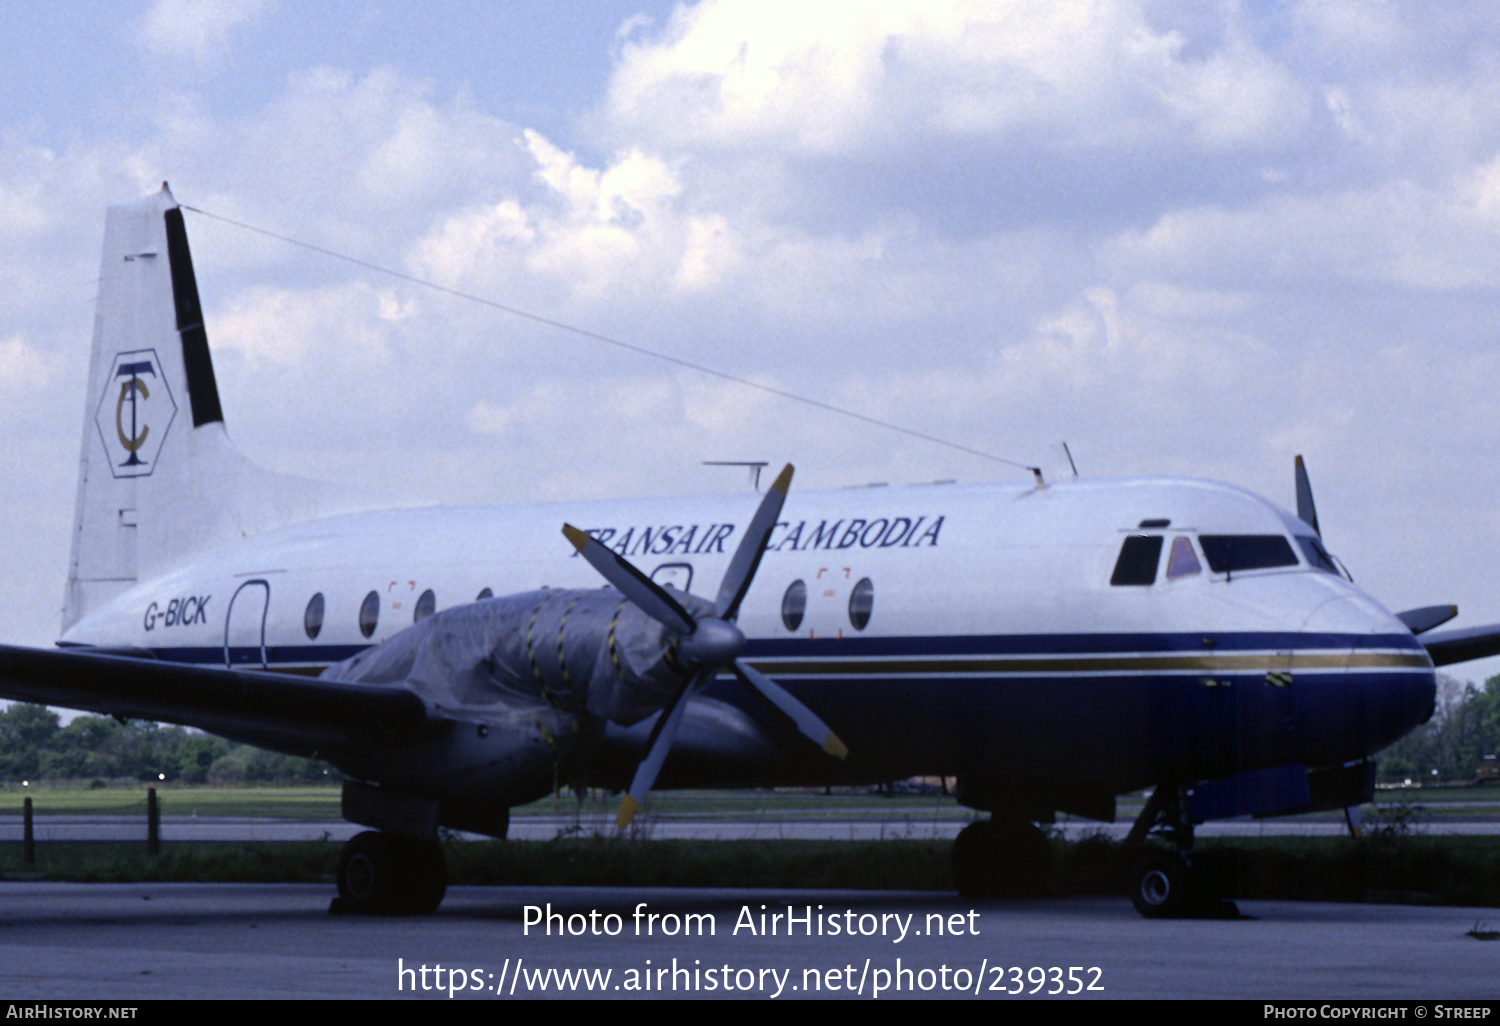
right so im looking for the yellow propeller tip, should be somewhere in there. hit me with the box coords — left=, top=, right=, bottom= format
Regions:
left=823, top=733, right=849, bottom=760
left=562, top=524, right=589, bottom=553
left=617, top=795, right=641, bottom=829
left=770, top=464, right=794, bottom=496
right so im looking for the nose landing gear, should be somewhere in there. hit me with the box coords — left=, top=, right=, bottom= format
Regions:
left=1125, top=786, right=1239, bottom=919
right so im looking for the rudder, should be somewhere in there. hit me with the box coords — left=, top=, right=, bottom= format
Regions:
left=63, top=184, right=376, bottom=634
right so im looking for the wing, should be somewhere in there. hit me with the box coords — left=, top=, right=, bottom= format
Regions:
left=0, top=644, right=431, bottom=754
left=1420, top=624, right=1500, bottom=667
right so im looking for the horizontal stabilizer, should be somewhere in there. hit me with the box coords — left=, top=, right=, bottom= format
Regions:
left=1420, top=623, right=1500, bottom=667
left=1396, top=604, right=1459, bottom=635
left=0, top=644, right=430, bottom=753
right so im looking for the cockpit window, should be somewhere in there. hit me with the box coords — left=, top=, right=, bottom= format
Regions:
left=1297, top=536, right=1340, bottom=575
left=1111, top=535, right=1164, bottom=586
left=1165, top=536, right=1201, bottom=579
left=1198, top=535, right=1298, bottom=574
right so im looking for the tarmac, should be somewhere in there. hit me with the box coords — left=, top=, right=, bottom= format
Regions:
left=1, top=881, right=1497, bottom=1000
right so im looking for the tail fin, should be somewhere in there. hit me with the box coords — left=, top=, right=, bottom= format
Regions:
left=63, top=185, right=377, bottom=632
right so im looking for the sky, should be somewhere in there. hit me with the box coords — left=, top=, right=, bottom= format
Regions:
left=3, top=0, right=1500, bottom=683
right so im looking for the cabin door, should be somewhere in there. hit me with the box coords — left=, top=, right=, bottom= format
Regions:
left=224, top=579, right=270, bottom=669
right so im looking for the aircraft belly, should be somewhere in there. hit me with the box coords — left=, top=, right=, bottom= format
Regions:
left=725, top=630, right=1432, bottom=790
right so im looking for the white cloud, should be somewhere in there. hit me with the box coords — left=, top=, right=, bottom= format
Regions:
left=603, top=0, right=1307, bottom=157
left=1102, top=172, right=1500, bottom=291
left=0, top=335, right=51, bottom=388
left=209, top=281, right=412, bottom=368
left=134, top=0, right=276, bottom=66
left=0, top=175, right=49, bottom=237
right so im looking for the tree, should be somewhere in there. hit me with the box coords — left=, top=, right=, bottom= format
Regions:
left=1379, top=673, right=1500, bottom=782
left=0, top=705, right=339, bottom=784
left=0, top=704, right=61, bottom=780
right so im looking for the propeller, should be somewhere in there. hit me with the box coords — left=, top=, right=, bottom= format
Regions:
left=563, top=464, right=848, bottom=827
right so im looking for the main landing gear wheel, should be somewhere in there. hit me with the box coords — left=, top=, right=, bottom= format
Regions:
left=952, top=819, right=1053, bottom=898
left=331, top=830, right=447, bottom=915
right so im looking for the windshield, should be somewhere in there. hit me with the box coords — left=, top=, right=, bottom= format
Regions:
left=1198, top=535, right=1299, bottom=574
left=1296, top=536, right=1341, bottom=575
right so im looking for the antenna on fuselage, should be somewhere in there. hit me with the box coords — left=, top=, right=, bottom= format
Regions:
left=179, top=204, right=1049, bottom=486
left=703, top=461, right=768, bottom=492
left=1062, top=442, right=1079, bottom=478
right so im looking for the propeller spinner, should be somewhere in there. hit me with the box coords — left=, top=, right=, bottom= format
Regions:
left=563, top=464, right=847, bottom=828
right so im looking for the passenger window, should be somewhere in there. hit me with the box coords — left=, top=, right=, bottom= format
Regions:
left=358, top=591, right=380, bottom=638
left=1199, top=536, right=1298, bottom=574
left=414, top=588, right=436, bottom=623
left=1166, top=537, right=1201, bottom=579
left=848, top=578, right=874, bottom=631
left=651, top=563, right=693, bottom=594
left=1111, top=536, right=1163, bottom=586
left=781, top=580, right=807, bottom=631
left=304, top=592, right=325, bottom=640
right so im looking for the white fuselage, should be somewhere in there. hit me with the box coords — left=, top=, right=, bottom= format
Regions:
left=60, top=474, right=1434, bottom=800
left=63, top=475, right=1393, bottom=660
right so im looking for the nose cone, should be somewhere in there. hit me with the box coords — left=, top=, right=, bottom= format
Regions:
left=1296, top=595, right=1436, bottom=765
left=675, top=617, right=746, bottom=668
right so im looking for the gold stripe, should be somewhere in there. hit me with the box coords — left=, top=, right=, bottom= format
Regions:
left=745, top=650, right=1431, bottom=677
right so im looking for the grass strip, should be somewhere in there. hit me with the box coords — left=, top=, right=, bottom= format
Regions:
left=3, top=835, right=1499, bottom=906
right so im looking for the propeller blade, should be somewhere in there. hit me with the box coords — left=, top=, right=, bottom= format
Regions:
left=571, top=465, right=813, bottom=829
left=562, top=524, right=696, bottom=636
left=733, top=657, right=848, bottom=759
left=1344, top=804, right=1362, bottom=839
left=715, top=464, right=794, bottom=621
left=1294, top=455, right=1320, bottom=537
left=617, top=675, right=700, bottom=828
left=1395, top=604, right=1459, bottom=635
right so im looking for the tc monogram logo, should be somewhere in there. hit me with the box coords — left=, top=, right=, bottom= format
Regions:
left=95, top=350, right=177, bottom=478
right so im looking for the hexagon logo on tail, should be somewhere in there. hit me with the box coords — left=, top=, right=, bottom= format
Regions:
left=94, top=349, right=177, bottom=478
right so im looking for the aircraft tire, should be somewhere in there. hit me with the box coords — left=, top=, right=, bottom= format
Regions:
left=951, top=820, right=1053, bottom=898
left=1129, top=851, right=1190, bottom=918
left=397, top=837, right=448, bottom=915
left=335, top=831, right=447, bottom=915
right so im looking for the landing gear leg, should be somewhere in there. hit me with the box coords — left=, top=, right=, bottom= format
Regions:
left=952, top=818, right=1053, bottom=898
left=1124, top=786, right=1237, bottom=919
left=330, top=830, right=447, bottom=915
